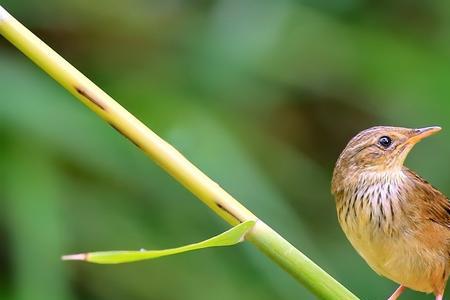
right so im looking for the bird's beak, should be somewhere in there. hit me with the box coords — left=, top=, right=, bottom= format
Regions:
left=407, top=126, right=442, bottom=144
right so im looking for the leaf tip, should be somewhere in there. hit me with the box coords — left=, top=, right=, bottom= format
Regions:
left=62, top=253, right=88, bottom=261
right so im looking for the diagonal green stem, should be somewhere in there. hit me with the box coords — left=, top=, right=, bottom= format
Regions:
left=0, top=5, right=358, bottom=299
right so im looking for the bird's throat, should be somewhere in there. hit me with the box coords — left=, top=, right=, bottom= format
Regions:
left=335, top=170, right=408, bottom=236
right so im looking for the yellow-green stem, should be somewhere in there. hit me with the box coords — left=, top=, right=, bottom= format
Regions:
left=0, top=5, right=358, bottom=299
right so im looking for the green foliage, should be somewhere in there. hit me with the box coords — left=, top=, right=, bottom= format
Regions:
left=63, top=221, right=255, bottom=264
left=1, top=0, right=449, bottom=299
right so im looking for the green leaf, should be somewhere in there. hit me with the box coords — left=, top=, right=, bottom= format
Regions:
left=62, top=220, right=255, bottom=264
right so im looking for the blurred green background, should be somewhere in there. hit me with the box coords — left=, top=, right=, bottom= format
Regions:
left=1, top=1, right=449, bottom=299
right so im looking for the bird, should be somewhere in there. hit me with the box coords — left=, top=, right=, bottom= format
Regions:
left=331, top=126, right=449, bottom=300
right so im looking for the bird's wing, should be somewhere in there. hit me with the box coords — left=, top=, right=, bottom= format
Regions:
left=404, top=168, right=450, bottom=228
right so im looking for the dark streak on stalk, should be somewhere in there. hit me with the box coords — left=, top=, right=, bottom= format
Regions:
left=217, top=203, right=242, bottom=223
left=75, top=87, right=106, bottom=110
left=109, top=123, right=142, bottom=149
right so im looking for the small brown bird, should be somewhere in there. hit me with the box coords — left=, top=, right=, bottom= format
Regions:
left=332, top=126, right=449, bottom=300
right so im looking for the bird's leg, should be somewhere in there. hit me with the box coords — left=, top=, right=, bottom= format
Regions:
left=387, top=285, right=405, bottom=300
left=435, top=286, right=445, bottom=300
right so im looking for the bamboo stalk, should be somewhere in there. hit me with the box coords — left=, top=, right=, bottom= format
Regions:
left=0, top=5, right=358, bottom=300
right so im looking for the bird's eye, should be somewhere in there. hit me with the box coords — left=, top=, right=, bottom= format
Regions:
left=378, top=136, right=392, bottom=148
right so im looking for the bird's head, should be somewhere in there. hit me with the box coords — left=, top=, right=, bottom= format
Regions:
left=335, top=126, right=441, bottom=174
